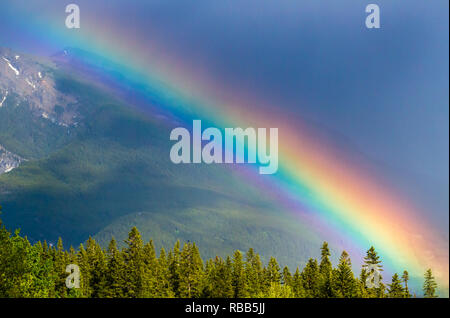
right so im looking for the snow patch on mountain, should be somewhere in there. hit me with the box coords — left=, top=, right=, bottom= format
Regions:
left=0, top=144, right=24, bottom=175
left=2, top=57, right=20, bottom=76
left=0, top=47, right=79, bottom=126
left=25, top=78, right=36, bottom=90
left=0, top=90, right=7, bottom=107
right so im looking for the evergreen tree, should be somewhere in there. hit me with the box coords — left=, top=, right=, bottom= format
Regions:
left=387, top=273, right=404, bottom=298
left=53, top=237, right=70, bottom=297
left=423, top=269, right=438, bottom=298
left=318, top=242, right=333, bottom=297
left=3, top=232, right=35, bottom=297
left=141, top=240, right=158, bottom=297
left=301, top=258, right=320, bottom=297
left=203, top=256, right=233, bottom=298
left=123, top=227, right=145, bottom=297
left=292, top=268, right=305, bottom=297
left=282, top=266, right=293, bottom=287
left=266, top=282, right=294, bottom=298
left=245, top=248, right=263, bottom=297
left=28, top=241, right=56, bottom=297
left=265, top=257, right=281, bottom=285
left=77, top=243, right=91, bottom=297
left=156, top=248, right=174, bottom=297
left=231, top=250, right=248, bottom=297
left=103, top=238, right=126, bottom=298
left=179, top=242, right=204, bottom=298
left=0, top=212, right=13, bottom=297
left=362, top=246, right=385, bottom=297
left=85, top=237, right=107, bottom=297
left=0, top=208, right=440, bottom=300
left=358, top=268, right=370, bottom=297
left=332, top=251, right=357, bottom=298
left=168, top=240, right=181, bottom=297
left=202, top=258, right=214, bottom=297
left=402, top=270, right=411, bottom=298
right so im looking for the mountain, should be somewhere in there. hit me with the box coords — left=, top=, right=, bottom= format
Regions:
left=0, top=47, right=325, bottom=268
left=0, top=47, right=80, bottom=162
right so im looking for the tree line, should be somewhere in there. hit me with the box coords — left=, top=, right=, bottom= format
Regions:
left=0, top=207, right=439, bottom=298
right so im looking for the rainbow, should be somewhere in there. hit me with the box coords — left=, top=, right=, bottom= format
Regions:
left=2, top=3, right=448, bottom=294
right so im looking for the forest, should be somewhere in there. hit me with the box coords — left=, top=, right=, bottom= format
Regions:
left=0, top=205, right=439, bottom=298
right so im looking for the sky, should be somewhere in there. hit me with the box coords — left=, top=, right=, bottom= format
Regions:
left=1, top=0, right=447, bottom=234
left=0, top=0, right=448, bottom=289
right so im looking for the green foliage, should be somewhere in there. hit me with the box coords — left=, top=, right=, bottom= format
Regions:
left=332, top=251, right=357, bottom=298
left=245, top=248, right=263, bottom=297
left=178, top=242, right=204, bottom=298
left=265, top=257, right=281, bottom=287
left=319, top=242, right=333, bottom=297
left=232, top=250, right=248, bottom=298
left=103, top=238, right=126, bottom=297
left=423, top=269, right=438, bottom=298
left=291, top=268, right=305, bottom=297
left=203, top=256, right=233, bottom=298
left=402, top=270, right=411, bottom=298
left=387, top=273, right=405, bottom=298
left=266, top=282, right=294, bottom=298
left=123, top=227, right=146, bottom=297
left=301, top=258, right=320, bottom=297
left=0, top=209, right=441, bottom=298
left=362, top=246, right=385, bottom=297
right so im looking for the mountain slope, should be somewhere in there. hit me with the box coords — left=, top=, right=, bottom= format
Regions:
left=0, top=48, right=324, bottom=269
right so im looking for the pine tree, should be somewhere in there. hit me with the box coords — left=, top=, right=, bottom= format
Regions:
left=123, top=227, right=145, bottom=297
left=225, top=256, right=234, bottom=296
left=85, top=237, right=107, bottom=297
left=103, top=237, right=126, bottom=298
left=301, top=258, right=320, bottom=297
left=156, top=248, right=174, bottom=297
left=358, top=268, right=370, bottom=297
left=202, top=258, right=214, bottom=297
left=423, top=269, right=438, bottom=298
left=168, top=240, right=181, bottom=296
left=0, top=211, right=439, bottom=300
left=245, top=248, right=263, bottom=297
left=203, top=256, right=233, bottom=298
left=77, top=243, right=91, bottom=297
left=266, top=282, right=295, bottom=298
left=53, top=237, right=70, bottom=297
left=141, top=240, right=158, bottom=297
left=292, top=268, right=305, bottom=297
left=232, top=250, right=248, bottom=297
left=65, top=245, right=82, bottom=299
left=28, top=241, right=56, bottom=297
left=402, top=270, right=411, bottom=298
left=387, top=273, right=404, bottom=298
left=363, top=246, right=383, bottom=271
left=319, top=242, right=333, bottom=297
left=260, top=257, right=282, bottom=297
left=282, top=266, right=293, bottom=286
left=265, top=257, right=281, bottom=285
left=0, top=212, right=13, bottom=297
left=4, top=232, right=35, bottom=297
left=332, top=251, right=356, bottom=298
left=179, top=242, right=204, bottom=298
left=362, top=246, right=385, bottom=297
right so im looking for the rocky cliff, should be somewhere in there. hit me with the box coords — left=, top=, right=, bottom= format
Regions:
left=0, top=144, right=23, bottom=175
